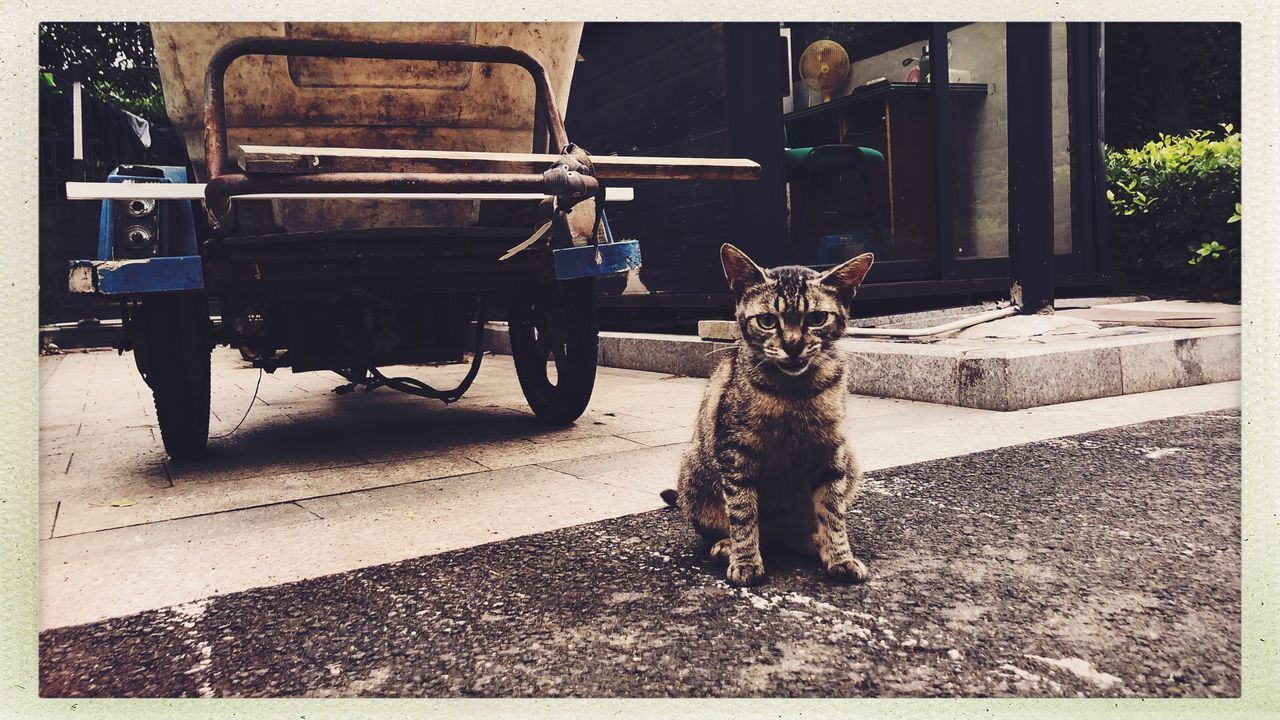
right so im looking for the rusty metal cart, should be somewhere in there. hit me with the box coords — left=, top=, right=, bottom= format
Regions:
left=67, top=24, right=758, bottom=460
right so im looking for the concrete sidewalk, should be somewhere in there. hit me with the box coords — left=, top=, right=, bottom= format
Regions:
left=38, top=348, right=1239, bottom=630
left=40, top=411, right=1241, bottom=698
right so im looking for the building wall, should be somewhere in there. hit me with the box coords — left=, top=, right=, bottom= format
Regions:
left=566, top=23, right=734, bottom=294
left=567, top=22, right=788, bottom=295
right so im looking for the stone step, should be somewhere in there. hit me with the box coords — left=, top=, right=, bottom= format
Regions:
left=485, top=319, right=1240, bottom=411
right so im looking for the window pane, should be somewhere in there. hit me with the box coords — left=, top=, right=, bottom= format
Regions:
left=1050, top=22, right=1074, bottom=256
left=948, top=22, right=1073, bottom=260
left=782, top=22, right=1076, bottom=269
left=948, top=23, right=1010, bottom=259
left=783, top=24, right=933, bottom=266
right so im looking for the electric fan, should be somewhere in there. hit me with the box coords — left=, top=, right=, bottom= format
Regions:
left=799, top=39, right=851, bottom=103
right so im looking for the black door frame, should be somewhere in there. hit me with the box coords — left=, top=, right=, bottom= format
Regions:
left=803, top=22, right=1109, bottom=295
left=1065, top=22, right=1111, bottom=277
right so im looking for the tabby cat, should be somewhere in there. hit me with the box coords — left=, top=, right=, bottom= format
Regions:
left=662, top=244, right=874, bottom=587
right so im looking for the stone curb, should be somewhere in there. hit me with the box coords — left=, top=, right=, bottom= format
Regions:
left=484, top=323, right=1240, bottom=411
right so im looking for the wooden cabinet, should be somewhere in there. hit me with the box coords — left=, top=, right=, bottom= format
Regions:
left=784, top=81, right=989, bottom=265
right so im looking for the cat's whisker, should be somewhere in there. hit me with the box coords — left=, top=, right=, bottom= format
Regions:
left=703, top=344, right=738, bottom=357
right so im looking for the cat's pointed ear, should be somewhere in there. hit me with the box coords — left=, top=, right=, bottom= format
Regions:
left=721, top=243, right=767, bottom=295
left=820, top=253, right=874, bottom=303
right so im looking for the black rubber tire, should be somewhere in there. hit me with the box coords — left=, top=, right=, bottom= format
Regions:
left=135, top=294, right=212, bottom=461
left=508, top=278, right=598, bottom=424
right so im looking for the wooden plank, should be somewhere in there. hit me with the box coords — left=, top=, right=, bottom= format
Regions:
left=66, top=182, right=207, bottom=200
left=237, top=144, right=760, bottom=181
left=66, top=181, right=634, bottom=202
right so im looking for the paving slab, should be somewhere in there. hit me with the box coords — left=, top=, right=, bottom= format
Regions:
left=464, top=434, right=648, bottom=471
left=1059, top=299, right=1241, bottom=327
left=38, top=342, right=1239, bottom=630
left=39, top=411, right=1240, bottom=698
left=541, top=443, right=688, bottom=496
left=51, top=453, right=487, bottom=538
left=40, top=465, right=658, bottom=630
left=617, top=426, right=696, bottom=448
left=952, top=313, right=1100, bottom=339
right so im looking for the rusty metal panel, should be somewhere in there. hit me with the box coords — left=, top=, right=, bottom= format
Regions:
left=284, top=23, right=477, bottom=89
left=150, top=22, right=582, bottom=232
left=152, top=23, right=582, bottom=167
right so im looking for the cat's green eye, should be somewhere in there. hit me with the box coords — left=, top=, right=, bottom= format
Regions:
left=755, top=314, right=778, bottom=330
left=805, top=311, right=830, bottom=327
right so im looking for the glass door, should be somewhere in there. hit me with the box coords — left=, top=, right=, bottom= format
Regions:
left=781, top=22, right=1107, bottom=286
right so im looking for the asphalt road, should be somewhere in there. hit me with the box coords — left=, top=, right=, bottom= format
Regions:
left=40, top=410, right=1240, bottom=698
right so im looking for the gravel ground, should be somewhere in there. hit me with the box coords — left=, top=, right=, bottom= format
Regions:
left=40, top=410, right=1240, bottom=698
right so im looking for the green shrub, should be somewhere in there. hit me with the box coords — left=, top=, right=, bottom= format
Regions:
left=1105, top=126, right=1240, bottom=300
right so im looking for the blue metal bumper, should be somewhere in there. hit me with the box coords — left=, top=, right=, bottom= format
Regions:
left=67, top=243, right=635, bottom=294
left=552, top=240, right=641, bottom=280
left=68, top=256, right=205, bottom=295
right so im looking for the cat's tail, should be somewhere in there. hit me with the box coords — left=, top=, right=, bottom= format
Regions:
left=659, top=488, right=679, bottom=507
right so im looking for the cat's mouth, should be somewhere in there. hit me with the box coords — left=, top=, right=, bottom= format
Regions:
left=774, top=357, right=811, bottom=376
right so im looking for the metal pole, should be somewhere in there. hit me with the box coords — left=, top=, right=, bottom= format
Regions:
left=929, top=23, right=957, bottom=278
left=1005, top=23, right=1055, bottom=313
left=69, top=64, right=86, bottom=182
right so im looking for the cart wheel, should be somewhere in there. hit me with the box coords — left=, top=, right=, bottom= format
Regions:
left=135, top=294, right=212, bottom=460
left=508, top=278, right=598, bottom=424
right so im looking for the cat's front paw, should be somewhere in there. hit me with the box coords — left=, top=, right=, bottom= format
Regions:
left=825, top=558, right=869, bottom=584
left=726, top=559, right=766, bottom=586
left=709, top=539, right=732, bottom=564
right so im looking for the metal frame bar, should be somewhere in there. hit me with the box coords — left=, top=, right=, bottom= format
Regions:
left=206, top=172, right=597, bottom=208
left=1094, top=23, right=1111, bottom=274
left=1005, top=23, right=1056, bottom=313
left=66, top=181, right=636, bottom=203
left=200, top=36, right=575, bottom=221
left=203, top=36, right=569, bottom=180
left=1065, top=22, right=1110, bottom=275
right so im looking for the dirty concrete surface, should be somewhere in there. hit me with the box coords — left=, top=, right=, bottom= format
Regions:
left=40, top=410, right=1240, bottom=698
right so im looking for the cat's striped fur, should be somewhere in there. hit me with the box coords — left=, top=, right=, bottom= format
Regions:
left=665, top=244, right=874, bottom=587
